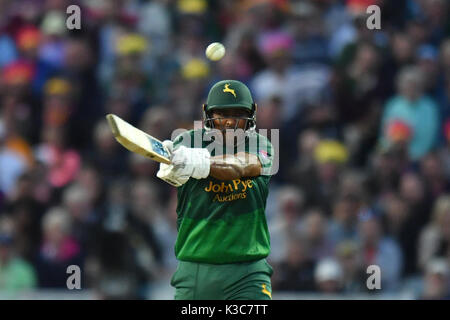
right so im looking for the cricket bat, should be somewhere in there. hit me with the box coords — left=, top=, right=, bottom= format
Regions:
left=106, top=114, right=172, bottom=164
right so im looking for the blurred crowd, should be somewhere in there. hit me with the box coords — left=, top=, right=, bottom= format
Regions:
left=1, top=0, right=450, bottom=299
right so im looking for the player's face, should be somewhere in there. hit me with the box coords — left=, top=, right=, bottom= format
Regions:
left=211, top=108, right=250, bottom=132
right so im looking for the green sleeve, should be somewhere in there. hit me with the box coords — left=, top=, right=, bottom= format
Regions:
left=247, top=133, right=274, bottom=176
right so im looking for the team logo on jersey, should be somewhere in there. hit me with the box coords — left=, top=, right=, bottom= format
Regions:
left=223, top=83, right=236, bottom=98
left=205, top=179, right=253, bottom=193
left=261, top=284, right=272, bottom=299
left=204, top=179, right=254, bottom=202
left=259, top=150, right=269, bottom=158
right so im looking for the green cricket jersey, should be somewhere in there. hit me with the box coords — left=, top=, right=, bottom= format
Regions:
left=172, top=129, right=274, bottom=264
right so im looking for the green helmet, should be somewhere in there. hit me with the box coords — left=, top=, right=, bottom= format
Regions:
left=203, top=80, right=257, bottom=130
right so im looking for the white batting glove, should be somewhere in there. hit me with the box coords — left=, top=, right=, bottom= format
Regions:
left=172, top=146, right=211, bottom=179
left=156, top=140, right=190, bottom=187
left=162, top=139, right=174, bottom=155
left=157, top=163, right=190, bottom=187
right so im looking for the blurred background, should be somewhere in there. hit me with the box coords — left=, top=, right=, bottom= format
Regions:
left=0, top=0, right=450, bottom=300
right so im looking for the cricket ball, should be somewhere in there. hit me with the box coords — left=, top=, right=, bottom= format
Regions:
left=205, top=42, right=226, bottom=61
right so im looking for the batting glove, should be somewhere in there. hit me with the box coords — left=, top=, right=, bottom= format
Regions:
left=171, top=146, right=211, bottom=179
left=156, top=140, right=190, bottom=187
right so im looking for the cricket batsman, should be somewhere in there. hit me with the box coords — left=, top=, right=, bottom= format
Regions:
left=157, top=80, right=275, bottom=300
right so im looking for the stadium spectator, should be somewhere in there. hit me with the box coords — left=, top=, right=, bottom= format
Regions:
left=7, top=197, right=43, bottom=262
left=366, top=146, right=406, bottom=195
left=380, top=192, right=421, bottom=277
left=335, top=240, right=366, bottom=293
left=33, top=126, right=81, bottom=188
left=399, top=172, right=433, bottom=229
left=0, top=121, right=28, bottom=197
left=379, top=32, right=416, bottom=99
left=0, top=216, right=37, bottom=292
left=269, top=185, right=305, bottom=264
left=288, top=1, right=329, bottom=65
left=61, top=181, right=100, bottom=252
left=314, top=258, right=344, bottom=294
left=357, top=209, right=403, bottom=292
left=439, top=119, right=450, bottom=178
left=420, top=152, right=450, bottom=199
left=272, top=236, right=316, bottom=292
left=296, top=139, right=349, bottom=214
left=334, top=41, right=383, bottom=127
left=420, top=258, right=450, bottom=300
left=300, top=208, right=334, bottom=261
left=379, top=66, right=439, bottom=161
left=34, top=207, right=83, bottom=288
left=329, top=193, right=362, bottom=245
left=251, top=31, right=308, bottom=121
left=418, top=195, right=450, bottom=271
left=83, top=119, right=128, bottom=182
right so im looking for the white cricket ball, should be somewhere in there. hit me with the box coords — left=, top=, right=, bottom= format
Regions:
left=205, top=42, right=226, bottom=61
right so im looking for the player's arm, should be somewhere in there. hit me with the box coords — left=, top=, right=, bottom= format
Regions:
left=209, top=152, right=261, bottom=180
left=158, top=133, right=272, bottom=185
